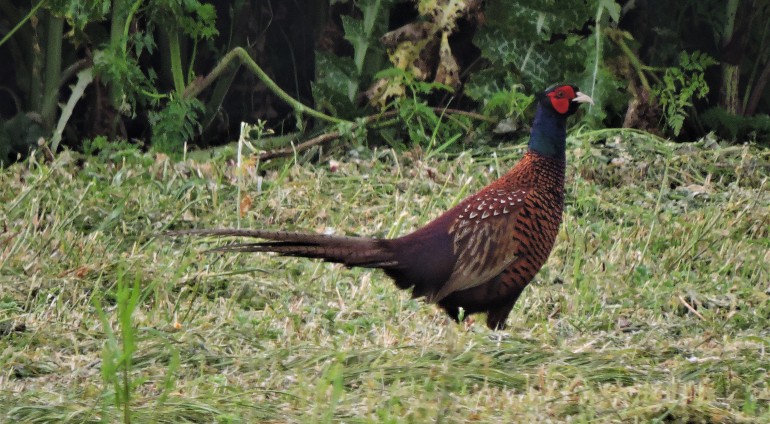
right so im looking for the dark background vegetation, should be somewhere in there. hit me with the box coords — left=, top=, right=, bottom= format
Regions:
left=1, top=0, right=769, bottom=164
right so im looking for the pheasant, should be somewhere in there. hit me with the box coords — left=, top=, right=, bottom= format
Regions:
left=170, top=84, right=593, bottom=329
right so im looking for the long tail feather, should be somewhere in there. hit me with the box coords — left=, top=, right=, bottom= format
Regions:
left=166, top=229, right=398, bottom=268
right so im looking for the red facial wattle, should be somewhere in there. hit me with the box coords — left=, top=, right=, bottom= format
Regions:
left=547, top=85, right=577, bottom=114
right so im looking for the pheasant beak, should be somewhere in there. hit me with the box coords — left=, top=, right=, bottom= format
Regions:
left=572, top=91, right=594, bottom=105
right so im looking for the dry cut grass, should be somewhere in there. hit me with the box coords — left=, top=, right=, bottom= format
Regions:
left=0, top=131, right=769, bottom=423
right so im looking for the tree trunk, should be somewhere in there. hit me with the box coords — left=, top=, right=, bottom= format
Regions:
left=719, top=0, right=745, bottom=115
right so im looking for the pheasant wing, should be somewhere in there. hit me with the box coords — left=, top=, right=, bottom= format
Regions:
left=430, top=189, right=529, bottom=301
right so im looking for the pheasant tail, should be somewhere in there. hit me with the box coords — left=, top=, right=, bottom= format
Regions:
left=172, top=229, right=398, bottom=268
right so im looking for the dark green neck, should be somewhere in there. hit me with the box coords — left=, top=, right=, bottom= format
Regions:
left=528, top=105, right=568, bottom=160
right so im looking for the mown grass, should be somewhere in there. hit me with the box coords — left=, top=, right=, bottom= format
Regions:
left=1, top=132, right=769, bottom=423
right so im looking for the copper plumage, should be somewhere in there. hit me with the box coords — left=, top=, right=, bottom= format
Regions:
left=170, top=85, right=593, bottom=329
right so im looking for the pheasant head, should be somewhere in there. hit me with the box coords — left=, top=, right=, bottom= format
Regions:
left=529, top=84, right=594, bottom=159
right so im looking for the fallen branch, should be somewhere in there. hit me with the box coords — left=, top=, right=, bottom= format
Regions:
left=258, top=131, right=341, bottom=161
left=257, top=107, right=495, bottom=161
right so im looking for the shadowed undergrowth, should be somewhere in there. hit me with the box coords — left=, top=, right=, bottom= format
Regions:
left=1, top=132, right=768, bottom=422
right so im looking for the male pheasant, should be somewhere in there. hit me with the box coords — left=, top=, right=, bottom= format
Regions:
left=171, top=84, right=593, bottom=329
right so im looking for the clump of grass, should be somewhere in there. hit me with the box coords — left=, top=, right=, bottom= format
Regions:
left=0, top=135, right=768, bottom=422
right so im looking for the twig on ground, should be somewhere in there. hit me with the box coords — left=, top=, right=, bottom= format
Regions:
left=257, top=107, right=494, bottom=160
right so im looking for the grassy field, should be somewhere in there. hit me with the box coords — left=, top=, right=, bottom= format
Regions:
left=1, top=132, right=769, bottom=423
